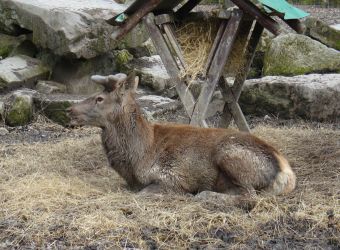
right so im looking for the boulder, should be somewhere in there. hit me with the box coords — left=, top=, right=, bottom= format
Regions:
left=127, top=55, right=173, bottom=94
left=305, top=17, right=340, bottom=51
left=263, top=34, right=340, bottom=76
left=0, top=55, right=50, bottom=92
left=4, top=89, right=36, bottom=126
left=239, top=74, right=340, bottom=122
left=35, top=80, right=67, bottom=94
left=0, top=99, right=4, bottom=120
left=35, top=94, right=86, bottom=126
left=0, top=0, right=127, bottom=59
left=0, top=34, right=26, bottom=58
left=137, top=95, right=180, bottom=121
left=51, top=54, right=116, bottom=94
left=0, top=127, right=9, bottom=135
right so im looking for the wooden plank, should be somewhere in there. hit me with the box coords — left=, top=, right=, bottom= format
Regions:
left=203, top=20, right=228, bottom=76
left=143, top=13, right=207, bottom=127
left=163, top=24, right=187, bottom=69
left=190, top=10, right=243, bottom=126
left=230, top=0, right=280, bottom=36
left=155, top=13, right=174, bottom=25
left=175, top=0, right=203, bottom=20
left=219, top=21, right=264, bottom=128
left=110, top=0, right=161, bottom=40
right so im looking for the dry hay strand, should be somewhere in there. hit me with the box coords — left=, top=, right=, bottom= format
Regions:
left=176, top=20, right=220, bottom=81
left=0, top=124, right=339, bottom=249
left=175, top=20, right=251, bottom=83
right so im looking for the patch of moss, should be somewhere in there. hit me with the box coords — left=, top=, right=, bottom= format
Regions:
left=239, top=87, right=293, bottom=118
left=43, top=101, right=71, bottom=126
left=113, top=49, right=133, bottom=72
left=5, top=96, right=33, bottom=126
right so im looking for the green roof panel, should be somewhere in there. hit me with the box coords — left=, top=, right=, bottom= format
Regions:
left=259, top=0, right=309, bottom=19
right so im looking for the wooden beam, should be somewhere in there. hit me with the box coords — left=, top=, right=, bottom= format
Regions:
left=219, top=21, right=264, bottom=128
left=230, top=0, right=281, bottom=36
left=110, top=0, right=161, bottom=40
left=163, top=24, right=187, bottom=69
left=190, top=10, right=243, bottom=126
left=143, top=13, right=207, bottom=127
left=203, top=20, right=228, bottom=76
left=175, top=0, right=203, bottom=20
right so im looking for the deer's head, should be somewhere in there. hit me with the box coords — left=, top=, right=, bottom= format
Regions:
left=67, top=72, right=139, bottom=128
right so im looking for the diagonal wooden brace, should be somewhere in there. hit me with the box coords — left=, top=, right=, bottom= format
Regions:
left=190, top=10, right=244, bottom=126
left=143, top=13, right=208, bottom=127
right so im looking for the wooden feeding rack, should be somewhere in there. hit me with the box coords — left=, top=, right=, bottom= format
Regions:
left=108, top=0, right=307, bottom=132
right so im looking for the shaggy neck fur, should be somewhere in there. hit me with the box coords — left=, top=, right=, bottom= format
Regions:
left=101, top=99, right=153, bottom=189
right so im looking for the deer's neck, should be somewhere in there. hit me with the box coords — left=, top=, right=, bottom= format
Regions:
left=101, top=109, right=153, bottom=187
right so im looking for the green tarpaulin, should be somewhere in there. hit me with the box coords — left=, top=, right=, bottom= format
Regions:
left=259, top=0, right=309, bottom=19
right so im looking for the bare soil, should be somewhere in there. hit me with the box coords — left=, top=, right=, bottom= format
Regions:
left=0, top=115, right=339, bottom=249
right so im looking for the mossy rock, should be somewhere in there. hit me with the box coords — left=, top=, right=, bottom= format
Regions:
left=5, top=91, right=34, bottom=126
left=263, top=34, right=340, bottom=76
left=113, top=49, right=133, bottom=72
left=0, top=34, right=25, bottom=58
left=305, top=17, right=340, bottom=51
left=43, top=101, right=72, bottom=126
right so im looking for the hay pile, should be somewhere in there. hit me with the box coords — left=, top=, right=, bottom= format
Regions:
left=175, top=20, right=249, bottom=82
left=0, top=122, right=339, bottom=249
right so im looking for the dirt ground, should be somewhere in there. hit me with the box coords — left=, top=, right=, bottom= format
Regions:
left=0, top=115, right=339, bottom=249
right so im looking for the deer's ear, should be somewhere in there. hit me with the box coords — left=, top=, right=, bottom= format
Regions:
left=125, top=72, right=139, bottom=93
left=91, top=73, right=127, bottom=92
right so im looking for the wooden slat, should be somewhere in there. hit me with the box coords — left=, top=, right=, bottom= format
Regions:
left=175, top=0, right=203, bottom=20
left=110, top=0, right=161, bottom=40
left=190, top=10, right=243, bottom=126
left=230, top=0, right=280, bottom=36
left=203, top=20, right=228, bottom=76
left=163, top=24, right=187, bottom=69
left=219, top=21, right=264, bottom=128
left=143, top=13, right=207, bottom=127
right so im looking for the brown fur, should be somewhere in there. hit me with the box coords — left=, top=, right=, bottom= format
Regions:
left=67, top=73, right=296, bottom=197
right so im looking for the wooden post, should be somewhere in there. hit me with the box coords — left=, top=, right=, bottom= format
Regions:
left=110, top=0, right=161, bottom=40
left=190, top=10, right=243, bottom=126
left=143, top=13, right=208, bottom=127
left=230, top=0, right=280, bottom=36
left=175, top=0, right=203, bottom=20
left=219, top=21, right=264, bottom=130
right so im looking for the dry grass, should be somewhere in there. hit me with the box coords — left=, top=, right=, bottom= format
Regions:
left=0, top=124, right=339, bottom=249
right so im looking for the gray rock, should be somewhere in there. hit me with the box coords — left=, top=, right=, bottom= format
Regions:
left=0, top=34, right=26, bottom=58
left=128, top=55, right=173, bottom=93
left=263, top=34, right=340, bottom=76
left=127, top=38, right=157, bottom=58
left=305, top=17, right=340, bottom=51
left=137, top=95, right=180, bottom=121
left=0, top=55, right=50, bottom=92
left=239, top=74, right=340, bottom=121
left=0, top=127, right=9, bottom=135
left=0, top=100, right=4, bottom=120
left=0, top=0, right=126, bottom=59
left=51, top=53, right=116, bottom=95
left=4, top=89, right=36, bottom=126
left=34, top=93, right=86, bottom=126
left=36, top=80, right=67, bottom=94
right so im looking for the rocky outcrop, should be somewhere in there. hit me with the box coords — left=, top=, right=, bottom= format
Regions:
left=305, top=17, right=340, bottom=51
left=0, top=34, right=26, bottom=58
left=36, top=80, right=67, bottom=94
left=263, top=34, right=340, bottom=76
left=240, top=74, right=340, bottom=121
left=127, top=55, right=173, bottom=94
left=0, top=0, right=128, bottom=59
left=4, top=89, right=36, bottom=126
left=0, top=55, right=50, bottom=92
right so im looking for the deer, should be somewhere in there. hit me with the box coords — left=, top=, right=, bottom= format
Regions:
left=67, top=72, right=296, bottom=203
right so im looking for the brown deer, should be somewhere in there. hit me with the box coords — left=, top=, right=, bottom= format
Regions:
left=67, top=72, right=296, bottom=200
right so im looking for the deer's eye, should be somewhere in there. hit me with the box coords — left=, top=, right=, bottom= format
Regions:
left=96, top=96, right=104, bottom=103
